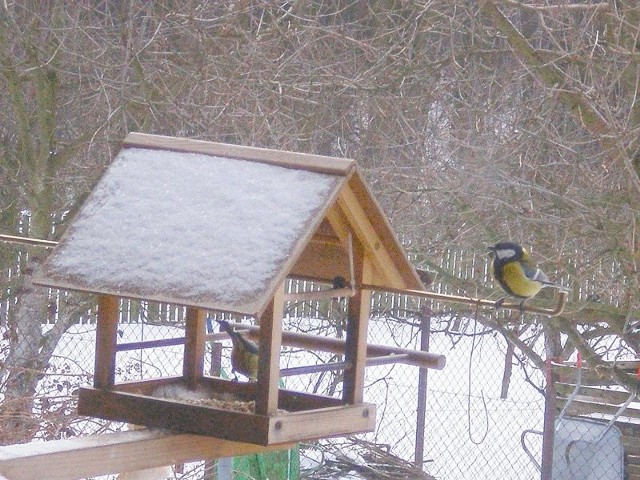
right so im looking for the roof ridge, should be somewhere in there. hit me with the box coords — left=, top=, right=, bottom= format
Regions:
left=123, top=132, right=355, bottom=176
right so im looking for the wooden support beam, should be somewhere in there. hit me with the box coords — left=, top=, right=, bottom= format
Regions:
left=0, top=430, right=295, bottom=480
left=255, top=284, right=285, bottom=416
left=117, top=336, right=186, bottom=351
left=343, top=239, right=372, bottom=405
left=94, top=295, right=119, bottom=389
left=337, top=186, right=405, bottom=287
left=284, top=287, right=355, bottom=303
left=183, top=307, right=206, bottom=389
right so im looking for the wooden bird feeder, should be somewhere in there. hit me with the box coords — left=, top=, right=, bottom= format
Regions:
left=34, top=132, right=445, bottom=446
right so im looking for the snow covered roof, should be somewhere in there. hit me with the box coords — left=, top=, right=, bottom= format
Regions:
left=35, top=133, right=422, bottom=315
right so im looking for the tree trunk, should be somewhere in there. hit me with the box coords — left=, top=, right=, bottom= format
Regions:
left=0, top=257, right=49, bottom=444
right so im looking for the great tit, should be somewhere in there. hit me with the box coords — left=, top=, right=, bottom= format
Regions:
left=488, top=241, right=569, bottom=309
left=216, top=320, right=259, bottom=381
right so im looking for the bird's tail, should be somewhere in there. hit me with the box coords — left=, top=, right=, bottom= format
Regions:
left=543, top=282, right=571, bottom=292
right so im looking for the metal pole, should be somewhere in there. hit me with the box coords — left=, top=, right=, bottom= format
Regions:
left=415, top=305, right=432, bottom=469
left=540, top=358, right=556, bottom=480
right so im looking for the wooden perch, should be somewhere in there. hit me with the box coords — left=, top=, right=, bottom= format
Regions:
left=280, top=281, right=568, bottom=317
left=234, top=324, right=446, bottom=370
left=359, top=284, right=569, bottom=317
left=0, top=430, right=295, bottom=480
left=279, top=353, right=414, bottom=377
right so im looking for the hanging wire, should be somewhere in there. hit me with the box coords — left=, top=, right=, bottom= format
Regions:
left=467, top=303, right=489, bottom=445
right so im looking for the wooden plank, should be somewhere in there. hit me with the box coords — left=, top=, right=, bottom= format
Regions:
left=325, top=203, right=352, bottom=248
left=344, top=174, right=423, bottom=289
left=0, top=429, right=295, bottom=480
left=116, top=377, right=188, bottom=395
left=277, top=388, right=342, bottom=411
left=195, top=376, right=257, bottom=398
left=555, top=361, right=640, bottom=386
left=289, top=239, right=351, bottom=282
left=255, top=285, right=285, bottom=416
left=555, top=383, right=634, bottom=404
left=623, top=436, right=640, bottom=456
left=559, top=360, right=640, bottom=371
left=183, top=307, right=206, bottom=389
left=267, top=403, right=376, bottom=444
left=346, top=174, right=424, bottom=289
left=94, top=295, right=119, bottom=389
left=113, top=376, right=340, bottom=411
left=284, top=286, right=354, bottom=303
left=616, top=420, right=640, bottom=438
left=77, top=386, right=372, bottom=447
left=343, top=238, right=372, bottom=405
left=555, top=398, right=640, bottom=419
left=0, top=233, right=58, bottom=248
left=629, top=459, right=640, bottom=478
left=122, top=132, right=356, bottom=177
left=337, top=188, right=405, bottom=288
left=78, top=387, right=272, bottom=445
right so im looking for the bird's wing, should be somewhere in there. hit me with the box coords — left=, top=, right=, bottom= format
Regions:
left=519, top=256, right=551, bottom=284
left=524, top=264, right=570, bottom=290
left=520, top=257, right=570, bottom=290
left=528, top=268, right=552, bottom=284
left=238, top=334, right=259, bottom=355
left=218, top=320, right=259, bottom=354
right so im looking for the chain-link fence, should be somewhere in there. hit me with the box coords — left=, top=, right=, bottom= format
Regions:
left=3, top=274, right=639, bottom=479
left=550, top=359, right=639, bottom=480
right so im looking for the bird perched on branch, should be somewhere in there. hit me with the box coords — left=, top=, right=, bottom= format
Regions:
left=488, top=241, right=569, bottom=310
left=216, top=320, right=259, bottom=381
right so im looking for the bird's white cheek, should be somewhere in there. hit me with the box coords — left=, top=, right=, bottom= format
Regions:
left=495, top=248, right=516, bottom=259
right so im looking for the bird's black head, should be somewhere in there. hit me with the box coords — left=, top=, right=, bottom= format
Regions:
left=488, top=242, right=524, bottom=262
left=216, top=319, right=230, bottom=330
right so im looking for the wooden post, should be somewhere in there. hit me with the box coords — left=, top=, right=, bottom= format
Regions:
left=343, top=238, right=372, bottom=405
left=255, top=285, right=285, bottom=416
left=94, top=295, right=120, bottom=389
left=204, top=342, right=224, bottom=480
left=183, top=307, right=206, bottom=390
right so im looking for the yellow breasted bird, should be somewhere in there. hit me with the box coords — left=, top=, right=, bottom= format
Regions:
left=216, top=320, right=259, bottom=381
left=488, top=241, right=569, bottom=309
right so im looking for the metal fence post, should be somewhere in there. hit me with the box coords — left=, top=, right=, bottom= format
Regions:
left=540, top=358, right=556, bottom=480
left=415, top=304, right=432, bottom=469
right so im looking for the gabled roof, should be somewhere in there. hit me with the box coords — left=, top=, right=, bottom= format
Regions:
left=34, top=133, right=423, bottom=315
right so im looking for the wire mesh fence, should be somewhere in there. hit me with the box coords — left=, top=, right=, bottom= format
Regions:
left=2, top=255, right=639, bottom=479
